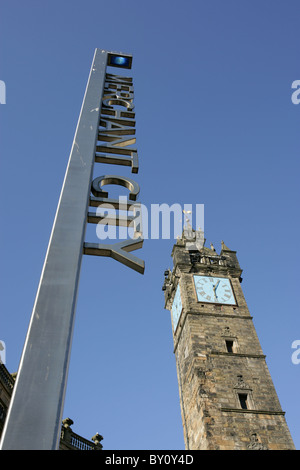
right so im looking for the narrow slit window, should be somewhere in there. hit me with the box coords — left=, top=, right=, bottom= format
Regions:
left=225, top=340, right=234, bottom=353
left=238, top=393, right=248, bottom=409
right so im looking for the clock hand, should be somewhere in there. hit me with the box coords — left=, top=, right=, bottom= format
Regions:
left=213, top=280, right=220, bottom=300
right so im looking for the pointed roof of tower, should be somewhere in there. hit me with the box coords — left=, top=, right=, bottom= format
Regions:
left=221, top=240, right=232, bottom=251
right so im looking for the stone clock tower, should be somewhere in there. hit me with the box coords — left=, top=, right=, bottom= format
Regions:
left=162, top=228, right=295, bottom=450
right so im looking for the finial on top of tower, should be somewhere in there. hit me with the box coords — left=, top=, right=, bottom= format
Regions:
left=182, top=210, right=192, bottom=230
left=221, top=240, right=231, bottom=252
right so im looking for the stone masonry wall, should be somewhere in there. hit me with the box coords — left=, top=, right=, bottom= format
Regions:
left=166, top=240, right=295, bottom=450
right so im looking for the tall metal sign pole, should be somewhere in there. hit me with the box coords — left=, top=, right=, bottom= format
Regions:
left=0, top=48, right=144, bottom=450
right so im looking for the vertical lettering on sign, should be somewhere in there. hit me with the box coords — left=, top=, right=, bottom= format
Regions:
left=97, top=72, right=138, bottom=173
left=83, top=56, right=144, bottom=274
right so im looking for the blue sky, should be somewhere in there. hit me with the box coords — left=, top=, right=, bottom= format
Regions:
left=0, top=0, right=299, bottom=450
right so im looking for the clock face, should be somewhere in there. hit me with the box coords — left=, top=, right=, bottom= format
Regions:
left=171, top=285, right=182, bottom=331
left=193, top=275, right=236, bottom=305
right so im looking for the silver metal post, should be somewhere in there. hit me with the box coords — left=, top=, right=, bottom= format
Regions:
left=0, top=48, right=108, bottom=450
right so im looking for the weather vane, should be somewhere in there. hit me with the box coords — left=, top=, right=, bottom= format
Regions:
left=182, top=209, right=192, bottom=229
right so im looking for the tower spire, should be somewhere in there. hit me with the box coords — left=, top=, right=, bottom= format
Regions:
left=221, top=240, right=232, bottom=252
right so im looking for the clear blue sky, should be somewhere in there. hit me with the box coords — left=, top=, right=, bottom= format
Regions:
left=0, top=0, right=299, bottom=450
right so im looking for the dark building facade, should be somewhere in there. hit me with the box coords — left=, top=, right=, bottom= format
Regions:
left=163, top=228, right=295, bottom=450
